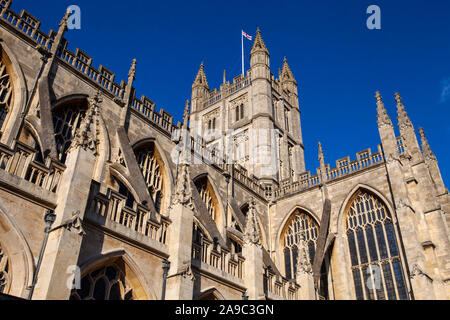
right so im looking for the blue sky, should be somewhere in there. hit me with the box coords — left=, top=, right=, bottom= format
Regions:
left=17, top=0, right=450, bottom=184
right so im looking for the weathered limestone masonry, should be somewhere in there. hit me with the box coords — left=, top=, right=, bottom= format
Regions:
left=0, top=1, right=448, bottom=300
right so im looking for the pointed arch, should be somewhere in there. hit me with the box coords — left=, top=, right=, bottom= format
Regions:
left=196, top=287, right=226, bottom=300
left=0, top=199, right=34, bottom=298
left=276, top=206, right=320, bottom=280
left=193, top=173, right=225, bottom=233
left=109, top=167, right=140, bottom=208
left=71, top=250, right=156, bottom=300
left=132, top=138, right=171, bottom=215
left=0, top=40, right=28, bottom=146
left=339, top=185, right=409, bottom=300
left=51, top=96, right=89, bottom=164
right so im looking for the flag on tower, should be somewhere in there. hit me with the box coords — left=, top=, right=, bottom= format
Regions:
left=242, top=30, right=253, bottom=41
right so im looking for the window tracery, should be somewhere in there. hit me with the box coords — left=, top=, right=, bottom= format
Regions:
left=195, top=178, right=217, bottom=222
left=70, top=262, right=133, bottom=300
left=0, top=54, right=12, bottom=132
left=52, top=104, right=87, bottom=163
left=346, top=191, right=408, bottom=300
left=136, top=145, right=163, bottom=214
left=0, top=244, right=10, bottom=294
left=283, top=210, right=319, bottom=280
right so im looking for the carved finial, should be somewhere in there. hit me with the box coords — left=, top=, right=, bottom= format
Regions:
left=375, top=91, right=393, bottom=128
left=395, top=92, right=413, bottom=131
left=318, top=142, right=324, bottom=164
left=244, top=198, right=261, bottom=246
left=59, top=8, right=71, bottom=29
left=419, top=127, right=436, bottom=161
left=183, top=100, right=190, bottom=128
left=296, top=231, right=312, bottom=275
left=128, top=59, right=137, bottom=81
left=70, top=91, right=102, bottom=155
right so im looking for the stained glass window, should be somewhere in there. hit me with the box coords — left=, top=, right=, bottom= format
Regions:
left=346, top=191, right=409, bottom=300
left=0, top=52, right=12, bottom=132
left=283, top=210, right=319, bottom=280
left=53, top=104, right=87, bottom=163
left=70, top=262, right=133, bottom=300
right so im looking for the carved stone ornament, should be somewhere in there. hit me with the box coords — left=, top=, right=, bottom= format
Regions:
left=53, top=211, right=86, bottom=236
left=296, top=232, right=313, bottom=275
left=243, top=199, right=261, bottom=247
left=171, top=163, right=194, bottom=210
left=410, top=264, right=433, bottom=283
left=70, top=91, right=102, bottom=155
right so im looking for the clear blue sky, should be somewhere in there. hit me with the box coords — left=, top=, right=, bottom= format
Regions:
left=18, top=0, right=450, bottom=185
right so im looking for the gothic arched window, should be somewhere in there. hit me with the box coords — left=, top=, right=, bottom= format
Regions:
left=52, top=101, right=87, bottom=164
left=70, top=262, right=133, bottom=300
left=283, top=210, right=319, bottom=280
left=195, top=177, right=217, bottom=222
left=346, top=191, right=409, bottom=300
left=0, top=54, right=12, bottom=132
left=0, top=243, right=10, bottom=294
left=135, top=144, right=164, bottom=214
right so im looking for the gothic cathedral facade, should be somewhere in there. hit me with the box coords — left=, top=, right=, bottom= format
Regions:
left=0, top=1, right=448, bottom=300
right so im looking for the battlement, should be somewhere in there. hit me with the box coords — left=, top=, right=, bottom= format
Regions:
left=273, top=137, right=409, bottom=199
left=203, top=72, right=252, bottom=109
left=0, top=0, right=180, bottom=135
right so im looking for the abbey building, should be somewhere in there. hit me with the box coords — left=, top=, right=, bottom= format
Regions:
left=0, top=1, right=448, bottom=300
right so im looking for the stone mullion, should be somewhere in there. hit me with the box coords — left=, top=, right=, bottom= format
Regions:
left=370, top=220, right=389, bottom=300
left=352, top=226, right=367, bottom=300
left=381, top=221, right=401, bottom=300
left=361, top=222, right=379, bottom=300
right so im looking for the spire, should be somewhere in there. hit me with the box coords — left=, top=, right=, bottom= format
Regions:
left=128, top=59, right=137, bottom=83
left=375, top=91, right=393, bottom=128
left=395, top=93, right=413, bottom=132
left=419, top=128, right=436, bottom=161
left=281, top=57, right=296, bottom=83
left=193, top=63, right=209, bottom=89
left=296, top=231, right=313, bottom=275
left=223, top=69, right=226, bottom=85
left=318, top=142, right=325, bottom=167
left=50, top=9, right=71, bottom=55
left=318, top=142, right=327, bottom=183
left=251, top=28, right=269, bottom=55
left=123, top=59, right=137, bottom=107
left=244, top=198, right=261, bottom=246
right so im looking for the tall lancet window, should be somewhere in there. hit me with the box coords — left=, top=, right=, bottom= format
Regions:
left=346, top=191, right=408, bottom=300
left=135, top=144, right=164, bottom=214
left=195, top=177, right=217, bottom=222
left=52, top=101, right=87, bottom=164
left=0, top=54, right=12, bottom=133
left=283, top=210, right=319, bottom=280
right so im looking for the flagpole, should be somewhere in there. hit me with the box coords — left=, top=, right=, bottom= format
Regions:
left=241, top=30, right=244, bottom=77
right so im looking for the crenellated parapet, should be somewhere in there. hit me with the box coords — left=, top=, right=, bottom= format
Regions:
left=275, top=142, right=395, bottom=198
left=0, top=1, right=180, bottom=137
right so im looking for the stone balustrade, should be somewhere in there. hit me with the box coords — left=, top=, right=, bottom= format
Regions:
left=0, top=142, right=65, bottom=193
left=275, top=144, right=386, bottom=198
left=192, top=239, right=245, bottom=279
left=89, top=189, right=170, bottom=245
left=263, top=267, right=300, bottom=300
left=0, top=1, right=180, bottom=138
left=203, top=74, right=252, bottom=108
